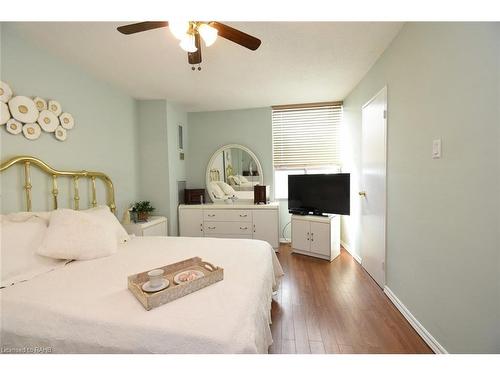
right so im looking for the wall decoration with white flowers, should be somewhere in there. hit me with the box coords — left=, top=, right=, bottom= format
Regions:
left=0, top=81, right=74, bottom=141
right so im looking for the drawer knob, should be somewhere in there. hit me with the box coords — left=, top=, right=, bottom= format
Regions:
left=208, top=226, right=216, bottom=229
left=208, top=214, right=216, bottom=217
left=239, top=214, right=247, bottom=217
left=240, top=226, right=248, bottom=230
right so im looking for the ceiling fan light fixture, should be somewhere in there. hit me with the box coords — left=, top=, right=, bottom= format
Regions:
left=179, top=33, right=198, bottom=53
left=198, top=23, right=218, bottom=46
left=169, top=20, right=190, bottom=40
left=117, top=21, right=262, bottom=68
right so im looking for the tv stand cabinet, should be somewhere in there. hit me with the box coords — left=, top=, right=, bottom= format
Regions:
left=291, top=214, right=340, bottom=261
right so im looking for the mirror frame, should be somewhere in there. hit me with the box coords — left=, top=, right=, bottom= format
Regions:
left=205, top=143, right=264, bottom=203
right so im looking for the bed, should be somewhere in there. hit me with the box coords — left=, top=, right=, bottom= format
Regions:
left=227, top=175, right=260, bottom=191
left=0, top=156, right=283, bottom=354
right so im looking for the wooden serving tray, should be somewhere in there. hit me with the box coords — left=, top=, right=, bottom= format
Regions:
left=128, top=257, right=224, bottom=311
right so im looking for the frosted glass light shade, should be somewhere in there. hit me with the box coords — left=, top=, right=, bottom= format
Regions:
left=169, top=21, right=190, bottom=40
left=198, top=23, right=218, bottom=46
left=179, top=34, right=197, bottom=52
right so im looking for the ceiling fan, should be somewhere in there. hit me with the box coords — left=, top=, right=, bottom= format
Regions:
left=117, top=21, right=261, bottom=71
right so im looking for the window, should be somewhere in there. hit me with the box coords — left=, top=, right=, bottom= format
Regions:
left=272, top=102, right=342, bottom=199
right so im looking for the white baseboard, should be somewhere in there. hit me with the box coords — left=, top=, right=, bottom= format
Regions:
left=384, top=286, right=447, bottom=354
left=340, top=240, right=361, bottom=264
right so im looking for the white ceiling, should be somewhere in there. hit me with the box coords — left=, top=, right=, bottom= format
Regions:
left=9, top=22, right=403, bottom=112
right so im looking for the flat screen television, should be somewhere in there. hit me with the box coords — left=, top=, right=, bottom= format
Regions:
left=288, top=173, right=350, bottom=216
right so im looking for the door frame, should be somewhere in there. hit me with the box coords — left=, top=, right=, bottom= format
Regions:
left=360, top=85, right=388, bottom=287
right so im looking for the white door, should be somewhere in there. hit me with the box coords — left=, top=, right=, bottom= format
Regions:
left=360, top=87, right=387, bottom=288
left=309, top=222, right=330, bottom=257
left=252, top=210, right=279, bottom=248
left=291, top=219, right=310, bottom=252
left=179, top=209, right=204, bottom=237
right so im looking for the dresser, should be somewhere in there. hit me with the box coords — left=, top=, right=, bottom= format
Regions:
left=178, top=202, right=279, bottom=249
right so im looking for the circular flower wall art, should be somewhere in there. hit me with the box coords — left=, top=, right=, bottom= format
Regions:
left=0, top=80, right=75, bottom=142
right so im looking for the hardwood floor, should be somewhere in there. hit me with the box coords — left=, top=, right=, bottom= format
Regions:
left=269, top=244, right=433, bottom=354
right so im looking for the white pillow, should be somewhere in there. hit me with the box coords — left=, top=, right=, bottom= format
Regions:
left=1, top=215, right=66, bottom=287
left=4, top=210, right=51, bottom=223
left=238, top=175, right=249, bottom=183
left=5, top=206, right=129, bottom=245
left=228, top=175, right=241, bottom=185
left=216, top=181, right=236, bottom=196
left=84, top=206, right=129, bottom=244
left=210, top=182, right=226, bottom=199
left=36, top=209, right=117, bottom=260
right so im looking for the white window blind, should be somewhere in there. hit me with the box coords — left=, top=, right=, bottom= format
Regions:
left=272, top=103, right=342, bottom=169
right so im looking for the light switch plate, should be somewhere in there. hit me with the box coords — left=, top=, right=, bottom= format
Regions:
left=432, top=139, right=442, bottom=159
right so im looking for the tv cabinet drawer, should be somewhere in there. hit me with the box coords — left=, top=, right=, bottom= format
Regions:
left=203, top=209, right=252, bottom=222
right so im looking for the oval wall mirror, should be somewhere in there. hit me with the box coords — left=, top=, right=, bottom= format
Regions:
left=206, top=144, right=263, bottom=203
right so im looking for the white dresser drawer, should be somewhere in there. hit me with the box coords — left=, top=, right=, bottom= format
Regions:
left=203, top=209, right=252, bottom=222
left=203, top=221, right=252, bottom=235
left=204, top=234, right=253, bottom=240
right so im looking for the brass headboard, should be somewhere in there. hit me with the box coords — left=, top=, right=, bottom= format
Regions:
left=209, top=169, right=220, bottom=182
left=225, top=164, right=234, bottom=177
left=0, top=155, right=116, bottom=213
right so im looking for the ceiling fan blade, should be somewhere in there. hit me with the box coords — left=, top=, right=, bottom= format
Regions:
left=211, top=22, right=261, bottom=51
left=117, top=21, right=168, bottom=35
left=188, top=33, right=202, bottom=65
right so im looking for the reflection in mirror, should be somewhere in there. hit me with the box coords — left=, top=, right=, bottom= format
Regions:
left=207, top=144, right=263, bottom=203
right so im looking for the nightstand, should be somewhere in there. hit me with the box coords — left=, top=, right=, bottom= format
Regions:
left=122, top=216, right=168, bottom=237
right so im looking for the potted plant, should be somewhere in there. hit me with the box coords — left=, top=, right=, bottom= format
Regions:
left=130, top=201, right=155, bottom=222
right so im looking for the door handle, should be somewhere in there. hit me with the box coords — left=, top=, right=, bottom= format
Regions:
left=311, top=232, right=314, bottom=242
left=253, top=224, right=256, bottom=233
left=307, top=232, right=310, bottom=241
left=358, top=191, right=367, bottom=197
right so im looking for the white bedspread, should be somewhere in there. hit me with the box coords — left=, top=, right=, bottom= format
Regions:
left=0, top=236, right=283, bottom=354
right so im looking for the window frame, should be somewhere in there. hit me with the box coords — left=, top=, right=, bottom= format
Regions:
left=272, top=102, right=343, bottom=170
left=271, top=102, right=343, bottom=200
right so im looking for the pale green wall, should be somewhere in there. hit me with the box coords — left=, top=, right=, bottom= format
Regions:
left=166, top=102, right=188, bottom=236
left=187, top=108, right=273, bottom=188
left=137, top=100, right=170, bottom=219
left=342, top=22, right=500, bottom=353
left=137, top=99, right=187, bottom=236
left=0, top=23, right=138, bottom=217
